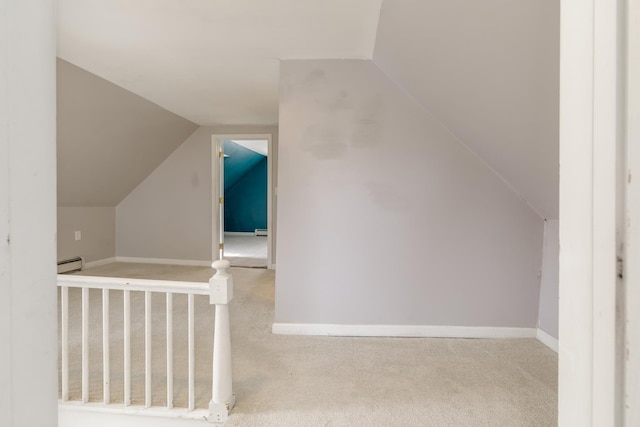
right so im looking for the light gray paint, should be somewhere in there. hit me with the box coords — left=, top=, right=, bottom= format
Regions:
left=276, top=60, right=543, bottom=326
left=116, top=125, right=278, bottom=262
left=538, top=219, right=559, bottom=338
left=57, top=207, right=116, bottom=263
left=0, top=0, right=58, bottom=424
left=373, top=0, right=560, bottom=219
left=57, top=59, right=198, bottom=206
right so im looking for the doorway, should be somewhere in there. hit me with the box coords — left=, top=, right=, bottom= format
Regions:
left=212, top=134, right=273, bottom=268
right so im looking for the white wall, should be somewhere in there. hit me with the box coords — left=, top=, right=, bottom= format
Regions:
left=275, top=59, right=544, bottom=327
left=116, top=125, right=278, bottom=262
left=0, top=0, right=58, bottom=425
left=538, top=219, right=559, bottom=338
left=57, top=207, right=115, bottom=263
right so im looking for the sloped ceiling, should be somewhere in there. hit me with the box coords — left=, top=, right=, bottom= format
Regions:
left=57, top=59, right=198, bottom=206
left=57, top=0, right=559, bottom=219
left=57, top=0, right=383, bottom=125
left=223, top=141, right=266, bottom=192
left=373, top=0, right=559, bottom=219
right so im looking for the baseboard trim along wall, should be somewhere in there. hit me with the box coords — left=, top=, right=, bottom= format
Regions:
left=115, top=257, right=212, bottom=267
left=271, top=323, right=538, bottom=339
left=536, top=328, right=559, bottom=352
left=84, top=257, right=117, bottom=269
left=59, top=404, right=211, bottom=427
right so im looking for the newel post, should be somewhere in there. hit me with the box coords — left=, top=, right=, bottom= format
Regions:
left=208, top=260, right=235, bottom=423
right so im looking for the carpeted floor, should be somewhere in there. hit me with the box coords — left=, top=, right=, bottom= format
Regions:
left=62, top=262, right=558, bottom=426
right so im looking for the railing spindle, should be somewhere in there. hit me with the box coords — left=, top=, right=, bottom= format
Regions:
left=188, top=293, right=195, bottom=411
left=123, top=289, right=131, bottom=406
left=102, top=289, right=110, bottom=404
left=145, top=291, right=152, bottom=408
left=61, top=286, right=69, bottom=401
left=166, top=293, right=173, bottom=409
left=82, top=287, right=89, bottom=403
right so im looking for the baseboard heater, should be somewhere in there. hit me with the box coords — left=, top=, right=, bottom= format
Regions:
left=254, top=229, right=268, bottom=236
left=57, top=256, right=83, bottom=274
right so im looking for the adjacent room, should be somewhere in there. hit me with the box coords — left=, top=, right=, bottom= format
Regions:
left=219, top=138, right=271, bottom=268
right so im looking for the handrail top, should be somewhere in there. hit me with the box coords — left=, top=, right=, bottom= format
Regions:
left=57, top=274, right=209, bottom=295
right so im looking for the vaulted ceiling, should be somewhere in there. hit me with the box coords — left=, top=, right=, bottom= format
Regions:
left=58, top=0, right=383, bottom=125
left=57, top=0, right=559, bottom=218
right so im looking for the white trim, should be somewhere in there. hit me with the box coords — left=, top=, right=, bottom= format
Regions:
left=59, top=404, right=211, bottom=427
left=84, top=257, right=116, bottom=269
left=559, top=0, right=626, bottom=424
left=271, top=323, right=536, bottom=339
left=536, top=328, right=559, bottom=353
left=270, top=264, right=276, bottom=270
left=115, top=257, right=211, bottom=267
left=223, top=232, right=254, bottom=236
left=625, top=0, right=640, bottom=424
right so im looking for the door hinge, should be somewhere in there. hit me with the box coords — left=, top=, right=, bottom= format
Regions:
left=219, top=197, right=224, bottom=204
left=219, top=243, right=224, bottom=250
left=219, top=151, right=224, bottom=158
left=617, top=256, right=624, bottom=279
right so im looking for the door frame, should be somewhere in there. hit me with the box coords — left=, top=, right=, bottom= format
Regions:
left=211, top=133, right=273, bottom=269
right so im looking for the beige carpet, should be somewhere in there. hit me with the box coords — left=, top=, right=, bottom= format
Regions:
left=61, top=263, right=558, bottom=426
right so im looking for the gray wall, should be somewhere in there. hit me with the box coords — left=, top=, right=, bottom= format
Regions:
left=116, top=125, right=278, bottom=262
left=57, top=207, right=116, bottom=263
left=538, top=219, right=559, bottom=338
left=275, top=60, right=544, bottom=327
left=57, top=59, right=198, bottom=207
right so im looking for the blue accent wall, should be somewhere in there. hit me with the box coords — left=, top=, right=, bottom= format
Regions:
left=224, top=157, right=267, bottom=232
left=223, top=141, right=264, bottom=192
left=223, top=140, right=267, bottom=232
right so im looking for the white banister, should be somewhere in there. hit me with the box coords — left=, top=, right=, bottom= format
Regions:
left=103, top=289, right=110, bottom=404
left=61, top=286, right=69, bottom=401
left=188, top=293, right=195, bottom=411
left=145, top=291, right=152, bottom=408
left=82, top=287, right=89, bottom=403
left=208, top=259, right=235, bottom=423
left=123, top=289, right=131, bottom=407
left=57, top=269, right=234, bottom=422
left=166, top=293, right=174, bottom=409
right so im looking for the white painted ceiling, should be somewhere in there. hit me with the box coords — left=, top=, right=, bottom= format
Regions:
left=57, top=0, right=383, bottom=125
left=230, top=139, right=268, bottom=156
left=374, top=0, right=559, bottom=219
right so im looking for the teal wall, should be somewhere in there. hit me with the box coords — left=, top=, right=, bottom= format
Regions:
left=223, top=141, right=267, bottom=232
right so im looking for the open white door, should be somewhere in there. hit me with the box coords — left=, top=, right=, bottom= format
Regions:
left=212, top=134, right=273, bottom=268
left=218, top=139, right=225, bottom=260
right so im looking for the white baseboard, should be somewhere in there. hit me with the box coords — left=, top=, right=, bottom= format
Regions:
left=536, top=328, right=559, bottom=352
left=115, top=257, right=212, bottom=267
left=271, top=323, right=537, bottom=339
left=83, top=257, right=116, bottom=269
left=59, top=404, right=210, bottom=427
left=224, top=232, right=254, bottom=236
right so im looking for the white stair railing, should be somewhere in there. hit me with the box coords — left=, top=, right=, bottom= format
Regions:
left=57, top=260, right=235, bottom=423
left=209, top=260, right=235, bottom=423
